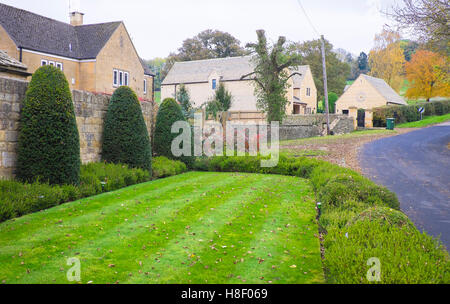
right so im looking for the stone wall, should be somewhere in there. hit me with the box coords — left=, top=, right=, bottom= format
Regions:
left=280, top=114, right=355, bottom=140
left=0, top=77, right=156, bottom=179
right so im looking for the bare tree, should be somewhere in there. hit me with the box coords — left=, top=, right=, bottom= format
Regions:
left=387, top=0, right=449, bottom=54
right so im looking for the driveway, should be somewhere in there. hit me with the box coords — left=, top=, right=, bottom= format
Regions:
left=360, top=123, right=450, bottom=249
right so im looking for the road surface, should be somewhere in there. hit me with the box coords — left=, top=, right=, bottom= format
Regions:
left=360, top=123, right=450, bottom=249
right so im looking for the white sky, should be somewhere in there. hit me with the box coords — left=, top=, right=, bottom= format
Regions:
left=0, top=0, right=403, bottom=59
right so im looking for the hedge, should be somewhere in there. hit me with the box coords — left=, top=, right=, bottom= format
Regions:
left=102, top=86, right=152, bottom=172
left=373, top=99, right=450, bottom=127
left=152, top=156, right=188, bottom=179
left=194, top=155, right=449, bottom=283
left=16, top=65, right=81, bottom=185
left=0, top=163, right=151, bottom=223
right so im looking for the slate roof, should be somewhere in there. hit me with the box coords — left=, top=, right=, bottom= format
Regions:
left=291, top=65, right=309, bottom=89
left=0, top=3, right=124, bottom=61
left=362, top=74, right=407, bottom=105
left=162, top=55, right=310, bottom=86
left=162, top=56, right=254, bottom=85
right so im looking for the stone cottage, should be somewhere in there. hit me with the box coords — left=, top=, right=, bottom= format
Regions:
left=0, top=3, right=154, bottom=101
left=161, top=56, right=318, bottom=115
left=336, top=74, right=407, bottom=114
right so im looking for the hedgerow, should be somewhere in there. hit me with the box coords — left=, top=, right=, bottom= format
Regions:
left=194, top=154, right=449, bottom=283
left=152, top=156, right=187, bottom=179
left=373, top=99, right=450, bottom=127
left=16, top=65, right=81, bottom=185
left=0, top=163, right=151, bottom=222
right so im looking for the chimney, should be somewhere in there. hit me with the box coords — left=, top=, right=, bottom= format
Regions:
left=70, top=11, right=84, bottom=26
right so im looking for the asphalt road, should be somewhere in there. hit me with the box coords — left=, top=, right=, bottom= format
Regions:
left=360, top=123, right=450, bottom=250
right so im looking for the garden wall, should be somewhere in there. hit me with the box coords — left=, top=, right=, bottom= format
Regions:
left=280, top=114, right=354, bottom=140
left=0, top=76, right=157, bottom=179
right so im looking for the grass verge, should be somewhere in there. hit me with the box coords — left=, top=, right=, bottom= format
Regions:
left=396, top=114, right=450, bottom=128
left=0, top=172, right=323, bottom=284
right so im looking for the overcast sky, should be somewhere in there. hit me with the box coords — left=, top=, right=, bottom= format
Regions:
left=0, top=0, right=403, bottom=59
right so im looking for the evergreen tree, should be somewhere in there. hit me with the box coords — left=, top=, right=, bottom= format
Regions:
left=17, top=66, right=81, bottom=185
left=102, top=86, right=152, bottom=172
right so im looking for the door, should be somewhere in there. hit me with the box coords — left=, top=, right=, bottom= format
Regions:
left=357, top=109, right=365, bottom=128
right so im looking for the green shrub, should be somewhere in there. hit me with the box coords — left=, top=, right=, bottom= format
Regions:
left=323, top=220, right=449, bottom=284
left=154, top=98, right=193, bottom=167
left=349, top=206, right=415, bottom=229
left=102, top=86, right=152, bottom=172
left=0, top=163, right=151, bottom=223
left=373, top=100, right=450, bottom=127
left=152, top=156, right=187, bottom=179
left=16, top=65, right=81, bottom=185
left=318, top=174, right=400, bottom=210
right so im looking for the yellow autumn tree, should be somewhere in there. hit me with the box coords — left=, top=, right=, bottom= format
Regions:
left=406, top=50, right=450, bottom=101
left=369, top=28, right=405, bottom=92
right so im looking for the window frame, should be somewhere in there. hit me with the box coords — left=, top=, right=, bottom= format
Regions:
left=119, top=71, right=123, bottom=86
left=48, top=61, right=55, bottom=67
left=306, top=88, right=311, bottom=97
left=124, top=72, right=129, bottom=86
left=113, top=69, right=119, bottom=87
left=212, top=79, right=217, bottom=90
left=41, top=59, right=48, bottom=66
left=143, top=79, right=147, bottom=94
left=56, top=62, right=63, bottom=71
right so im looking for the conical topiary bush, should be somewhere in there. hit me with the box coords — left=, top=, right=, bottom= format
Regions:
left=154, top=98, right=193, bottom=167
left=102, top=86, right=152, bottom=172
left=16, top=65, right=81, bottom=185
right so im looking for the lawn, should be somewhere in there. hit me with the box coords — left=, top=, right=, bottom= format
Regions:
left=0, top=172, right=323, bottom=284
left=396, top=114, right=450, bottom=128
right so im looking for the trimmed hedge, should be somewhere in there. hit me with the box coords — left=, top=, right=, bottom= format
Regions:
left=373, top=99, right=450, bottom=127
left=16, top=65, right=81, bottom=185
left=102, top=86, right=152, bottom=172
left=0, top=163, right=151, bottom=223
left=194, top=154, right=449, bottom=283
left=152, top=156, right=187, bottom=179
left=154, top=98, right=193, bottom=167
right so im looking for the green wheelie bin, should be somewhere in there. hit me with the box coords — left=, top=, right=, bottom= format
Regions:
left=386, top=118, right=395, bottom=130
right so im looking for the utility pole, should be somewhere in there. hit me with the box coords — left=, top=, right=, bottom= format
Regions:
left=321, top=35, right=330, bottom=135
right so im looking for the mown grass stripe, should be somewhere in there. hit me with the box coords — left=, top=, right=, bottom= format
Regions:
left=0, top=173, right=259, bottom=283
left=125, top=174, right=279, bottom=283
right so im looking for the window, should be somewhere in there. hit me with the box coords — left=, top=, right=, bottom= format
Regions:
left=49, top=61, right=55, bottom=66
left=144, top=79, right=147, bottom=94
left=113, top=70, right=118, bottom=87
left=119, top=71, right=123, bottom=86
left=343, top=110, right=349, bottom=115
left=124, top=72, right=129, bottom=86
left=56, top=62, right=63, bottom=71
left=41, top=60, right=48, bottom=66
left=212, top=79, right=217, bottom=90
left=306, top=88, right=311, bottom=96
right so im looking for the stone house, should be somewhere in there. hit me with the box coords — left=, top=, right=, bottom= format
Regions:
left=336, top=74, right=407, bottom=114
left=161, top=56, right=317, bottom=115
left=0, top=3, right=154, bottom=101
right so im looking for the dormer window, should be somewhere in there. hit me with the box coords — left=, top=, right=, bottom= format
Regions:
left=212, top=79, right=217, bottom=90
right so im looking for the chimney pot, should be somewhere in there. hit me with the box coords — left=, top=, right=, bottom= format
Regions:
left=70, top=11, right=84, bottom=26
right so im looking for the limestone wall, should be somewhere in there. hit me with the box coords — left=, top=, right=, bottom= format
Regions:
left=0, top=77, right=156, bottom=179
